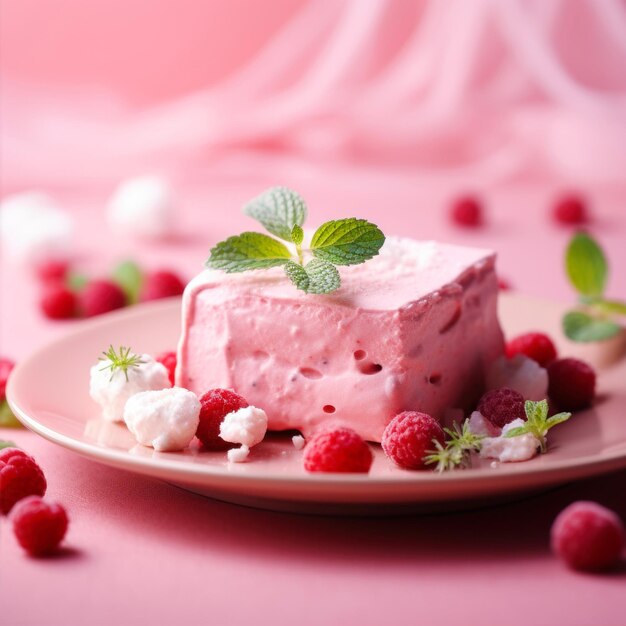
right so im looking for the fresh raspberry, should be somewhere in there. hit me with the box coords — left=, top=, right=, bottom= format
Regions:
left=506, top=332, right=557, bottom=367
left=450, top=196, right=483, bottom=228
left=0, top=448, right=47, bottom=515
left=35, top=259, right=69, bottom=283
left=498, top=277, right=512, bottom=292
left=552, top=195, right=589, bottom=226
left=11, top=496, right=68, bottom=556
left=478, top=387, right=526, bottom=429
left=381, top=411, right=444, bottom=470
left=40, top=284, right=77, bottom=320
left=156, top=351, right=177, bottom=386
left=551, top=501, right=624, bottom=571
left=548, top=358, right=596, bottom=411
left=303, top=427, right=373, bottom=473
left=79, top=279, right=127, bottom=317
left=0, top=358, right=15, bottom=402
left=197, top=389, right=249, bottom=450
left=140, top=270, right=186, bottom=302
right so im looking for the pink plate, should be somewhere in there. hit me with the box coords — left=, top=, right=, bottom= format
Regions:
left=7, top=294, right=626, bottom=514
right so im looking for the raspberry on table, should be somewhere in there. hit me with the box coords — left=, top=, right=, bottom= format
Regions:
left=303, top=427, right=373, bottom=473
left=506, top=332, right=557, bottom=367
left=0, top=358, right=15, bottom=402
left=156, top=351, right=177, bottom=386
left=478, top=387, right=526, bottom=429
left=450, top=196, right=484, bottom=228
left=552, top=195, right=589, bottom=226
left=0, top=448, right=47, bottom=515
left=551, top=501, right=624, bottom=571
left=11, top=496, right=69, bottom=556
left=140, top=270, right=186, bottom=302
left=80, top=279, right=127, bottom=317
left=40, top=284, right=77, bottom=320
left=548, top=357, right=596, bottom=411
left=381, top=411, right=444, bottom=470
left=197, top=389, right=249, bottom=450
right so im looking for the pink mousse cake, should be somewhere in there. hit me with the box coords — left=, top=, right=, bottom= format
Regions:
left=176, top=237, right=504, bottom=442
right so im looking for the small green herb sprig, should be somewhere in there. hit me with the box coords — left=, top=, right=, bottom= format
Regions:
left=99, top=345, right=145, bottom=381
left=424, top=420, right=485, bottom=472
left=0, top=439, right=17, bottom=450
left=205, top=187, right=385, bottom=295
left=505, top=399, right=571, bottom=454
left=563, top=232, right=626, bottom=342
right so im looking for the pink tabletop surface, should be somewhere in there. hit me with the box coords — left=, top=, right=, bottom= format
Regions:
left=1, top=168, right=626, bottom=626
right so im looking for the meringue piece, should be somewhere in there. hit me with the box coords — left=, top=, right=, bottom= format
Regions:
left=486, top=354, right=548, bottom=400
left=107, top=175, right=174, bottom=239
left=123, top=387, right=200, bottom=451
left=467, top=410, right=501, bottom=437
left=292, top=434, right=306, bottom=450
left=89, top=353, right=171, bottom=422
left=219, top=406, right=268, bottom=448
left=227, top=445, right=250, bottom=463
left=479, top=418, right=540, bottom=462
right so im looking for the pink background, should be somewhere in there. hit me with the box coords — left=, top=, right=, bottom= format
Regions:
left=2, top=1, right=626, bottom=624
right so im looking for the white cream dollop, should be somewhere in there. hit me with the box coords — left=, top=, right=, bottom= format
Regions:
left=487, top=355, right=548, bottom=401
left=123, top=387, right=200, bottom=451
left=479, top=418, right=541, bottom=462
left=220, top=406, right=268, bottom=448
left=89, top=354, right=171, bottom=422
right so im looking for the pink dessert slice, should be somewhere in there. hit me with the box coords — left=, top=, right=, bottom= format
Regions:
left=177, top=237, right=504, bottom=442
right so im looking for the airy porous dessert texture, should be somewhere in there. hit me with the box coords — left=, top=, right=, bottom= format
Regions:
left=176, top=237, right=504, bottom=442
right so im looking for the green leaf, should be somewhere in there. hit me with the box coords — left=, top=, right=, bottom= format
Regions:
left=310, top=218, right=385, bottom=266
left=504, top=426, right=527, bottom=438
left=243, top=187, right=307, bottom=241
left=0, top=401, right=22, bottom=428
left=291, top=224, right=304, bottom=246
left=206, top=232, right=292, bottom=273
left=546, top=412, right=572, bottom=428
left=66, top=272, right=89, bottom=292
left=0, top=439, right=18, bottom=450
left=565, top=232, right=607, bottom=298
left=525, top=399, right=548, bottom=424
left=595, top=299, right=626, bottom=316
left=563, top=311, right=622, bottom=342
left=112, top=260, right=143, bottom=303
left=284, top=259, right=341, bottom=295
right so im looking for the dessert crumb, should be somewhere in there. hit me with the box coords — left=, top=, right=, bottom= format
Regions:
left=292, top=435, right=305, bottom=450
left=227, top=445, right=250, bottom=463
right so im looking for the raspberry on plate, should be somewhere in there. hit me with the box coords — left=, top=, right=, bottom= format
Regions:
left=35, top=259, right=69, bottom=283
left=40, top=284, right=77, bottom=320
left=552, top=195, right=589, bottom=226
left=450, top=196, right=483, bottom=228
left=303, top=427, right=373, bottom=473
left=381, top=411, right=444, bottom=470
left=548, top=357, right=596, bottom=411
left=156, top=351, right=177, bottom=386
left=11, top=496, right=69, bottom=556
left=477, top=387, right=526, bottom=429
left=0, top=448, right=47, bottom=515
left=0, top=358, right=15, bottom=402
left=197, top=389, right=249, bottom=450
left=140, top=270, right=186, bottom=302
left=80, top=279, right=127, bottom=317
left=551, top=501, right=624, bottom=571
left=506, top=332, right=557, bottom=367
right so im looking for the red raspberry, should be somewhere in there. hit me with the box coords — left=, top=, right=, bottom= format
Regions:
left=498, top=277, right=512, bottom=292
left=548, top=358, right=596, bottom=411
left=156, top=351, right=177, bottom=386
left=197, top=389, right=248, bottom=450
left=35, top=259, right=69, bottom=283
left=381, top=411, right=444, bottom=470
left=140, top=270, right=186, bottom=302
left=506, top=332, right=557, bottom=367
left=80, top=279, right=127, bottom=317
left=0, top=448, right=47, bottom=515
left=0, top=358, right=15, bottom=402
left=478, top=387, right=526, bottom=428
left=303, top=427, right=373, bottom=473
left=40, top=284, right=77, bottom=320
left=551, top=501, right=624, bottom=571
left=11, top=496, right=68, bottom=556
left=552, top=195, right=589, bottom=226
left=450, top=196, right=483, bottom=228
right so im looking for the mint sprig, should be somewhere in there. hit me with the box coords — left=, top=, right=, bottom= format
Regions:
left=205, top=187, right=385, bottom=295
left=99, top=345, right=145, bottom=382
left=504, top=399, right=571, bottom=453
left=563, top=232, right=625, bottom=342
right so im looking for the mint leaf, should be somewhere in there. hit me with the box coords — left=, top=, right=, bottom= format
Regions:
left=596, top=299, right=626, bottom=316
left=505, top=399, right=571, bottom=453
left=0, top=439, right=17, bottom=450
left=0, top=401, right=21, bottom=428
left=67, top=272, right=89, bottom=292
left=112, top=260, right=143, bottom=303
left=291, top=224, right=304, bottom=246
left=504, top=426, right=527, bottom=438
left=311, top=218, right=385, bottom=266
left=566, top=232, right=607, bottom=298
left=206, top=233, right=292, bottom=273
left=563, top=311, right=622, bottom=342
left=546, top=412, right=572, bottom=428
left=284, top=259, right=341, bottom=294
left=243, top=187, right=307, bottom=241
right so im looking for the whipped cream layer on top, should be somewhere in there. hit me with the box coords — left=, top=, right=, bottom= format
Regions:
left=177, top=237, right=504, bottom=442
